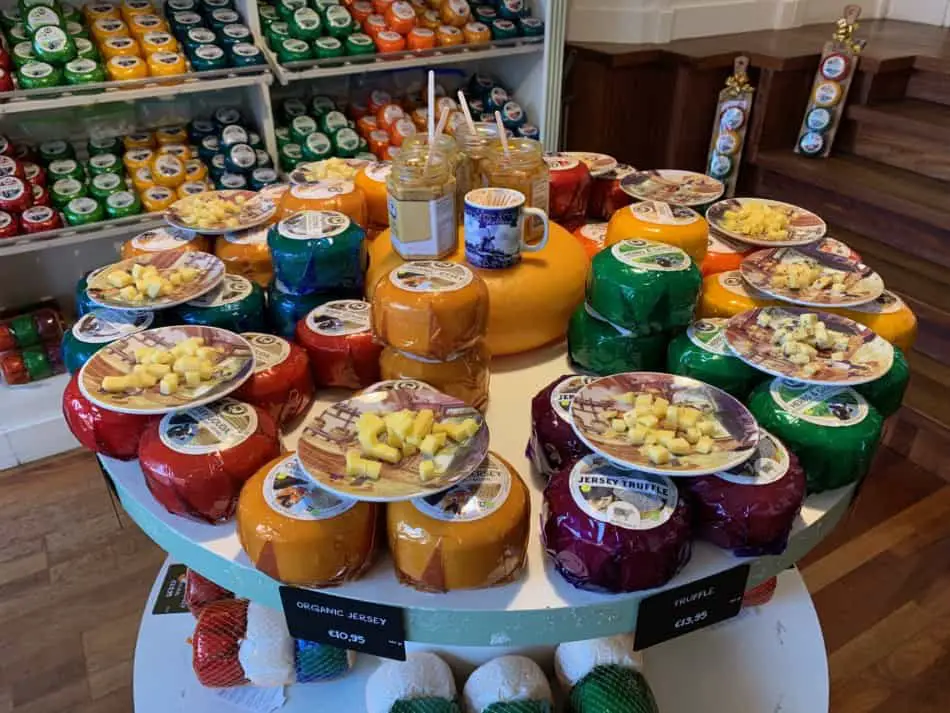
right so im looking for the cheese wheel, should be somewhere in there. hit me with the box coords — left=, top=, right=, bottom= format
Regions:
left=238, top=602, right=295, bottom=687
left=185, top=569, right=233, bottom=615
left=234, top=333, right=314, bottom=428
left=213, top=226, right=273, bottom=288
left=701, top=231, right=751, bottom=277
left=138, top=399, right=281, bottom=523
left=236, top=453, right=378, bottom=587
left=278, top=179, right=368, bottom=227
left=354, top=161, right=390, bottom=229
left=62, top=372, right=154, bottom=460
left=120, top=226, right=210, bottom=258
left=366, top=653, right=457, bottom=713
left=587, top=239, right=701, bottom=334
left=587, top=162, right=635, bottom=220
left=464, top=657, right=553, bottom=713
left=572, top=222, right=607, bottom=259
left=606, top=200, right=708, bottom=264
left=267, top=280, right=358, bottom=340
left=545, top=153, right=592, bottom=223
left=828, top=289, right=917, bottom=352
left=556, top=637, right=658, bottom=713
left=666, top=318, right=764, bottom=400
left=387, top=452, right=530, bottom=592
left=61, top=308, right=155, bottom=374
left=192, top=599, right=248, bottom=687
left=696, top=270, right=781, bottom=319
left=172, top=274, right=267, bottom=333
left=295, top=299, right=382, bottom=389
left=527, top=375, right=595, bottom=480
left=371, top=261, right=489, bottom=360
left=294, top=640, right=354, bottom=683
left=567, top=302, right=669, bottom=375
left=855, top=346, right=909, bottom=419
left=379, top=341, right=490, bottom=411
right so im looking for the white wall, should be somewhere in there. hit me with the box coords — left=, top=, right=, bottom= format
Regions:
left=567, top=0, right=948, bottom=44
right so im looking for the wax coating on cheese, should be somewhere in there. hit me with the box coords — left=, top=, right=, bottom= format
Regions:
left=380, top=341, right=491, bottom=411
left=527, top=375, right=595, bottom=480
left=666, top=318, right=764, bottom=400
left=235, top=333, right=314, bottom=428
left=606, top=200, right=709, bottom=264
left=296, top=299, right=382, bottom=389
left=62, top=372, right=154, bottom=460
left=567, top=303, right=668, bottom=375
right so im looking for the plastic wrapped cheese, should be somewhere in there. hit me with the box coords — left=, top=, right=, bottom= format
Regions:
left=567, top=302, right=668, bottom=375
left=173, top=274, right=266, bottom=333
left=545, top=153, right=592, bottom=223
left=294, top=640, right=354, bottom=683
left=120, top=226, right=210, bottom=258
left=278, top=179, right=368, bottom=227
left=387, top=452, right=530, bottom=592
left=372, top=261, right=489, bottom=359
left=855, top=345, right=910, bottom=419
left=61, top=308, right=154, bottom=374
left=236, top=453, right=378, bottom=587
left=666, top=318, right=764, bottom=400
left=62, top=372, right=154, bottom=461
left=193, top=599, right=249, bottom=687
left=214, top=226, right=274, bottom=288
left=185, top=569, right=233, bottom=615
left=139, top=399, right=281, bottom=523
left=696, top=270, right=781, bottom=319
left=527, top=375, right=595, bottom=480
left=829, top=289, right=917, bottom=352
left=606, top=200, right=708, bottom=264
left=700, top=231, right=751, bottom=277
left=295, top=299, right=382, bottom=389
left=586, top=239, right=701, bottom=335
left=366, top=652, right=458, bottom=713
left=235, top=333, right=314, bottom=428
left=463, top=656, right=553, bottom=713
left=556, top=635, right=659, bottom=713
left=747, top=378, right=884, bottom=493
left=267, top=280, right=359, bottom=339
left=685, top=429, right=806, bottom=555
left=542, top=454, right=692, bottom=593
left=354, top=161, right=391, bottom=229
left=379, top=341, right=490, bottom=411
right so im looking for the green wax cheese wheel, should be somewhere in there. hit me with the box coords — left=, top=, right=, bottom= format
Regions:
left=265, top=21, right=289, bottom=49
left=290, top=114, right=318, bottom=144
left=105, top=189, right=141, bottom=218
left=63, top=57, right=105, bottom=84
left=0, top=8, right=21, bottom=30
left=332, top=127, right=359, bottom=158
left=666, top=317, right=764, bottom=400
left=254, top=148, right=272, bottom=168
left=310, top=95, right=335, bottom=117
left=313, top=0, right=340, bottom=13
left=218, top=23, right=251, bottom=49
left=275, top=126, right=291, bottom=148
left=190, top=44, right=228, bottom=71
left=323, top=5, right=352, bottom=38
left=17, top=60, right=63, bottom=88
left=258, top=4, right=279, bottom=27
left=208, top=153, right=227, bottom=179
left=188, top=118, right=216, bottom=143
left=220, top=124, right=249, bottom=147
left=7, top=23, right=29, bottom=44
left=167, top=0, right=197, bottom=12
left=87, top=136, right=121, bottom=156
left=344, top=32, right=374, bottom=55
left=279, top=142, right=303, bottom=171
left=567, top=303, right=668, bottom=375
left=39, top=139, right=73, bottom=163
left=314, top=36, right=343, bottom=59
left=213, top=105, right=242, bottom=127
left=249, top=166, right=279, bottom=190
left=198, top=134, right=221, bottom=161
left=61, top=308, right=155, bottom=374
left=74, top=37, right=98, bottom=60
left=64, top=196, right=104, bottom=225
left=170, top=11, right=203, bottom=36
left=568, top=665, right=659, bottom=713
left=60, top=3, right=82, bottom=24
left=389, top=700, right=460, bottom=713
left=48, top=158, right=84, bottom=182
left=276, top=0, right=307, bottom=22
left=229, top=42, right=264, bottom=66
left=587, top=239, right=701, bottom=335
left=208, top=9, right=241, bottom=32
left=32, top=26, right=76, bottom=65
left=289, top=7, right=321, bottom=41
left=51, top=176, right=86, bottom=207
left=172, top=274, right=266, bottom=332
left=247, top=131, right=263, bottom=150
left=300, top=131, right=332, bottom=161
left=25, top=6, right=62, bottom=35
left=747, top=378, right=883, bottom=493
left=21, top=346, right=52, bottom=381
left=66, top=20, right=87, bottom=38
left=266, top=280, right=355, bottom=339
left=203, top=0, right=234, bottom=12
left=89, top=171, right=123, bottom=200
left=278, top=37, right=311, bottom=63
left=12, top=41, right=36, bottom=67
left=87, top=151, right=123, bottom=176
left=319, top=110, right=348, bottom=135
left=855, top=346, right=909, bottom=419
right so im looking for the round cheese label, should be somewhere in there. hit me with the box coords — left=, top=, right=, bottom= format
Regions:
left=71, top=309, right=154, bottom=343
left=214, top=107, right=242, bottom=126
left=290, top=179, right=355, bottom=201
left=412, top=452, right=511, bottom=523
left=550, top=375, right=597, bottom=424
left=799, top=131, right=825, bottom=155
left=488, top=87, right=508, bottom=108
left=569, top=455, right=677, bottom=531
left=28, top=7, right=59, bottom=29
left=92, top=173, right=122, bottom=192
left=219, top=173, right=245, bottom=189
left=89, top=153, right=119, bottom=171
left=0, top=176, right=27, bottom=202
left=821, top=53, right=850, bottom=81
left=221, top=125, right=249, bottom=146
left=303, top=132, right=331, bottom=156
left=160, top=398, right=259, bottom=454
left=687, top=317, right=730, bottom=356
left=849, top=289, right=905, bottom=315
left=611, top=239, right=691, bottom=272
left=243, top=332, right=290, bottom=371
left=714, top=430, right=790, bottom=486
left=0, top=157, right=19, bottom=177
left=715, top=130, right=740, bottom=156
left=769, top=379, right=868, bottom=427
left=363, top=161, right=391, bottom=183
left=813, top=81, right=842, bottom=107
left=390, top=261, right=474, bottom=293
left=49, top=159, right=79, bottom=177
left=34, top=26, right=69, bottom=54
left=720, top=106, right=746, bottom=131
left=70, top=197, right=99, bottom=215
left=264, top=454, right=355, bottom=522
left=717, top=270, right=769, bottom=298
left=108, top=191, right=137, bottom=209
left=186, top=273, right=252, bottom=307
left=277, top=210, right=351, bottom=240
left=709, top=153, right=732, bottom=179
left=543, top=154, right=580, bottom=171
left=224, top=225, right=267, bottom=245
left=577, top=222, right=606, bottom=248
left=369, top=89, right=391, bottom=108
left=806, top=107, right=832, bottom=132
left=228, top=145, right=256, bottom=170
left=306, top=299, right=371, bottom=337
left=131, top=227, right=194, bottom=251
left=362, top=379, right=437, bottom=394
left=628, top=200, right=700, bottom=226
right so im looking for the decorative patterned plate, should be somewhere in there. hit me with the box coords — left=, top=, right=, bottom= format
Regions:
left=78, top=325, right=255, bottom=415
left=706, top=197, right=826, bottom=247
left=740, top=245, right=884, bottom=308
left=165, top=190, right=277, bottom=234
left=85, top=250, right=225, bottom=311
left=569, top=372, right=760, bottom=476
left=619, top=169, right=725, bottom=206
left=725, top=306, right=894, bottom=385
left=297, top=387, right=490, bottom=502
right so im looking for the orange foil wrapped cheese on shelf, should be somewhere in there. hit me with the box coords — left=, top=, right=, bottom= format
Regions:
left=235, top=333, right=314, bottom=429
left=606, top=200, right=708, bottom=265
left=295, top=299, right=382, bottom=389
left=120, top=226, right=211, bottom=259
left=138, top=399, right=281, bottom=524
left=279, top=179, right=368, bottom=228
left=214, top=226, right=274, bottom=288
left=62, top=372, right=154, bottom=461
left=354, top=161, right=391, bottom=230
left=236, top=453, right=379, bottom=587
left=701, top=231, right=751, bottom=277
left=387, top=452, right=530, bottom=592
left=379, top=341, right=490, bottom=411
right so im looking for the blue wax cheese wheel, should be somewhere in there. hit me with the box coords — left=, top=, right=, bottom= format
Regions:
left=267, top=210, right=365, bottom=295
left=854, top=345, right=909, bottom=419
left=586, top=239, right=701, bottom=335
left=266, top=279, right=357, bottom=339
left=75, top=268, right=104, bottom=317
left=172, top=273, right=266, bottom=332
left=237, top=602, right=295, bottom=687
left=747, top=378, right=883, bottom=493
left=463, top=656, right=554, bottom=713
left=61, top=308, right=154, bottom=374
left=555, top=635, right=658, bottom=713
left=567, top=302, right=668, bottom=376
left=366, top=652, right=459, bottom=713
left=666, top=317, right=764, bottom=401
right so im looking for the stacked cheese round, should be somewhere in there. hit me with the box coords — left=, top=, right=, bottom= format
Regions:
left=605, top=200, right=709, bottom=264
left=700, top=232, right=751, bottom=277
left=696, top=270, right=781, bottom=319
left=354, top=162, right=390, bottom=230
left=366, top=652, right=457, bottom=713
left=266, top=280, right=358, bottom=340
left=278, top=179, right=368, bottom=226
left=855, top=346, right=910, bottom=419
left=527, top=375, right=595, bottom=480
left=120, top=226, right=211, bottom=259
left=62, top=372, right=155, bottom=461
left=295, top=299, right=382, bottom=389
left=666, top=318, right=764, bottom=401
left=829, top=289, right=917, bottom=352
left=61, top=308, right=155, bottom=374
left=234, top=333, right=314, bottom=429
left=463, top=656, right=554, bottom=713
left=567, top=303, right=668, bottom=376
left=555, top=635, right=659, bottom=713
left=172, top=274, right=266, bottom=333
left=214, top=226, right=274, bottom=287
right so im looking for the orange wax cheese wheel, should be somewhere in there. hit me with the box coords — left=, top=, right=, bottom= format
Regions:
left=147, top=51, right=186, bottom=77
left=157, top=143, right=192, bottom=160
left=278, top=180, right=368, bottom=228
left=436, top=24, right=463, bottom=46
left=375, top=31, right=406, bottom=53
left=214, top=225, right=273, bottom=287
left=150, top=153, right=186, bottom=187
left=387, top=451, right=530, bottom=592
left=354, top=161, right=390, bottom=229
left=372, top=261, right=489, bottom=360
left=357, top=115, right=379, bottom=137
left=439, top=0, right=470, bottom=27
left=572, top=222, right=607, bottom=259
left=156, top=126, right=188, bottom=145
left=606, top=200, right=708, bottom=264
left=236, top=453, right=379, bottom=587
left=107, top=55, right=147, bottom=81
left=185, top=158, right=208, bottom=183
left=120, top=226, right=211, bottom=258
left=132, top=165, right=155, bottom=192
left=407, top=26, right=436, bottom=50
left=123, top=147, right=153, bottom=173
left=141, top=185, right=176, bottom=212
left=121, top=0, right=154, bottom=21
left=829, top=290, right=917, bottom=352
left=697, top=270, right=781, bottom=319
left=102, top=36, right=142, bottom=59
left=701, top=231, right=751, bottom=277
left=379, top=340, right=490, bottom=411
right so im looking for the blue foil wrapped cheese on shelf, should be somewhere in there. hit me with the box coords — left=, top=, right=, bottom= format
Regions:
left=61, top=308, right=155, bottom=374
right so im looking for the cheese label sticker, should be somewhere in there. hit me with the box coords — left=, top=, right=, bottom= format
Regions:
left=628, top=200, right=700, bottom=226
left=821, top=53, right=849, bottom=80
left=28, top=8, right=59, bottom=30
left=412, top=453, right=511, bottom=523
left=715, top=131, right=740, bottom=156
left=71, top=197, right=98, bottom=215
left=813, top=81, right=842, bottom=107
left=131, top=227, right=194, bottom=251
left=0, top=177, right=25, bottom=200
left=244, top=332, right=291, bottom=371
left=108, top=191, right=136, bottom=209
left=570, top=455, right=676, bottom=531
left=307, top=299, right=371, bottom=337
left=278, top=210, right=351, bottom=240
left=769, top=379, right=868, bottom=427
left=290, top=179, right=354, bottom=201
left=0, top=157, right=19, bottom=176
left=362, top=379, right=437, bottom=394
left=849, top=289, right=904, bottom=315
left=708, top=232, right=748, bottom=255
left=225, top=225, right=268, bottom=245
left=611, top=239, right=691, bottom=272
left=92, top=173, right=122, bottom=191
left=542, top=154, right=580, bottom=171
left=72, top=309, right=154, bottom=343
left=714, top=430, right=789, bottom=486
left=550, top=375, right=597, bottom=424
left=90, top=153, right=119, bottom=171
left=186, top=273, right=252, bottom=307
left=390, top=261, right=473, bottom=293
left=304, top=132, right=331, bottom=156
left=718, top=270, right=768, bottom=298
left=264, top=454, right=355, bottom=521
left=720, top=106, right=746, bottom=131
left=687, top=318, right=730, bottom=356
left=160, top=398, right=259, bottom=454
left=806, top=107, right=832, bottom=132
left=221, top=125, right=248, bottom=146
left=564, top=151, right=618, bottom=176
left=363, top=161, right=391, bottom=183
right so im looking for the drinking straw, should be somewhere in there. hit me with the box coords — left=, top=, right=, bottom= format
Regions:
left=458, top=89, right=475, bottom=133
left=495, top=110, right=510, bottom=157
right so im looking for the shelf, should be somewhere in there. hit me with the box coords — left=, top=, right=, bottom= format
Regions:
left=0, top=372, right=76, bottom=468
left=133, top=558, right=829, bottom=712
left=0, top=214, right=165, bottom=257
left=105, top=342, right=856, bottom=647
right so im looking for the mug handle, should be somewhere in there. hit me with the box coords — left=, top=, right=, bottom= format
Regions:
left=521, top=207, right=549, bottom=252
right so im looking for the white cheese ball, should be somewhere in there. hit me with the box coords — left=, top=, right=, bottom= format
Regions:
left=366, top=652, right=457, bottom=713
left=554, top=634, right=643, bottom=690
left=463, top=655, right=553, bottom=713
left=237, top=602, right=295, bottom=687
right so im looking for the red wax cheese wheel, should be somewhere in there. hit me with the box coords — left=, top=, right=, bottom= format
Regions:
left=295, top=299, right=381, bottom=389
left=544, top=153, right=591, bottom=223
left=192, top=599, right=248, bottom=687
left=235, top=333, right=314, bottom=429
left=185, top=569, right=233, bottom=616
left=138, top=399, right=281, bottom=524
left=527, top=374, right=595, bottom=479
left=542, top=454, right=692, bottom=593
left=0, top=210, right=19, bottom=238
left=62, top=372, right=154, bottom=460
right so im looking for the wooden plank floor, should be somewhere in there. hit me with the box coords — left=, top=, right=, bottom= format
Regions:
left=0, top=446, right=947, bottom=711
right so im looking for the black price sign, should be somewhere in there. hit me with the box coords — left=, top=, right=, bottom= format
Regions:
left=152, top=563, right=189, bottom=615
left=633, top=564, right=750, bottom=650
left=280, top=586, right=407, bottom=661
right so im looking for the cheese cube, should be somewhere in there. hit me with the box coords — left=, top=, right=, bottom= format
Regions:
left=616, top=392, right=636, bottom=404
left=179, top=267, right=199, bottom=282
left=135, top=347, right=155, bottom=362
left=636, top=414, right=659, bottom=429
left=102, top=375, right=130, bottom=392
left=622, top=410, right=639, bottom=428
left=661, top=406, right=679, bottom=430
left=147, top=363, right=171, bottom=377
left=145, top=279, right=164, bottom=299
left=420, top=432, right=447, bottom=456
left=678, top=407, right=701, bottom=428
left=634, top=394, right=653, bottom=412
left=160, top=373, right=179, bottom=395
left=408, top=409, right=435, bottom=444
left=697, top=419, right=715, bottom=436
left=199, top=362, right=214, bottom=380
left=695, top=436, right=714, bottom=454
left=627, top=426, right=649, bottom=445
left=683, top=427, right=702, bottom=444
left=644, top=445, right=671, bottom=465
left=185, top=370, right=202, bottom=387
left=611, top=419, right=627, bottom=433
left=119, top=286, right=140, bottom=301
left=651, top=397, right=670, bottom=418
left=131, top=264, right=145, bottom=279
left=107, top=270, right=133, bottom=288
left=173, top=356, right=202, bottom=374
left=669, top=437, right=692, bottom=455
left=599, top=409, right=618, bottom=422
left=419, top=460, right=436, bottom=482
left=655, top=430, right=676, bottom=448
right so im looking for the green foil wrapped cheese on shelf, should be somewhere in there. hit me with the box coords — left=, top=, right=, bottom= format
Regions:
left=747, top=378, right=883, bottom=494
left=266, top=279, right=358, bottom=339
left=586, top=239, right=701, bottom=335
left=61, top=308, right=155, bottom=374
left=667, top=317, right=764, bottom=400
left=172, top=273, right=266, bottom=333
left=567, top=302, right=668, bottom=376
left=855, top=346, right=910, bottom=419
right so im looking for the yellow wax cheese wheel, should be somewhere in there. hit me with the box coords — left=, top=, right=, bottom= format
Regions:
left=237, top=453, right=379, bottom=587
left=606, top=200, right=709, bottom=264
left=177, top=180, right=210, bottom=199
left=124, top=132, right=154, bottom=150
left=132, top=165, right=155, bottom=192
left=120, top=227, right=211, bottom=258
left=354, top=161, right=390, bottom=229
left=158, top=143, right=192, bottom=160
left=102, top=36, right=142, bottom=59
left=379, top=340, right=491, bottom=411
left=107, top=55, right=148, bottom=81
left=92, top=18, right=130, bottom=42
left=185, top=158, right=208, bottom=183
left=146, top=51, right=186, bottom=78
left=696, top=270, right=781, bottom=319
left=150, top=153, right=186, bottom=188
left=387, top=451, right=530, bottom=592
left=141, top=185, right=176, bottom=212
left=156, top=126, right=188, bottom=145
left=829, top=289, right=917, bottom=352
left=215, top=226, right=274, bottom=287
left=123, top=147, right=153, bottom=173
left=366, top=223, right=588, bottom=356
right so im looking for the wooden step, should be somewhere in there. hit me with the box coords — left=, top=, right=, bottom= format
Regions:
left=906, top=69, right=950, bottom=106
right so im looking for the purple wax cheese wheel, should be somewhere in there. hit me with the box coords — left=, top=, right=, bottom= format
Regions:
left=526, top=374, right=595, bottom=479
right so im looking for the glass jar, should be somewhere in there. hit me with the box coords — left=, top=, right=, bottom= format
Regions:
left=386, top=145, right=457, bottom=259
left=483, top=138, right=550, bottom=242
left=402, top=133, right=465, bottom=223
left=454, top=121, right=501, bottom=193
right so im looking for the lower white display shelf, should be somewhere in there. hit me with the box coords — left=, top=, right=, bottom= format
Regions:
left=134, top=558, right=829, bottom=713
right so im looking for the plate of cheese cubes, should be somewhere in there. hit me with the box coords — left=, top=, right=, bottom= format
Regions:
left=725, top=306, right=894, bottom=385
left=165, top=190, right=278, bottom=234
left=568, top=372, right=760, bottom=476
left=740, top=244, right=884, bottom=307
left=78, top=325, right=256, bottom=414
left=706, top=197, right=826, bottom=247
left=297, top=385, right=490, bottom=501
left=86, top=250, right=225, bottom=311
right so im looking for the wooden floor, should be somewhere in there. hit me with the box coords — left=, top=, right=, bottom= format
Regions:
left=0, top=445, right=947, bottom=712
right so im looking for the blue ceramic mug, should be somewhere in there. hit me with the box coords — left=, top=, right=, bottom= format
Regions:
left=463, top=187, right=549, bottom=269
